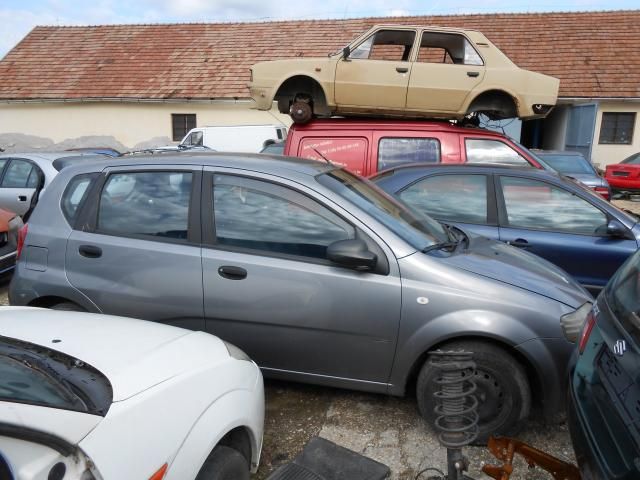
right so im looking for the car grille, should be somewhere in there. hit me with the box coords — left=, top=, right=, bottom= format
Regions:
left=596, top=346, right=640, bottom=449
left=612, top=171, right=630, bottom=177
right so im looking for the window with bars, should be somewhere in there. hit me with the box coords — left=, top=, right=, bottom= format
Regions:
left=599, top=112, right=635, bottom=145
left=171, top=114, right=196, bottom=142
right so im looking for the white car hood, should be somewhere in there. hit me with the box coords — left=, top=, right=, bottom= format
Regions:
left=0, top=307, right=231, bottom=402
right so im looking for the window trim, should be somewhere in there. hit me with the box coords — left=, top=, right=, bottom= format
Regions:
left=76, top=168, right=202, bottom=246
left=395, top=172, right=497, bottom=226
left=201, top=171, right=390, bottom=275
left=348, top=28, right=419, bottom=62
left=495, top=174, right=611, bottom=237
left=416, top=30, right=485, bottom=66
left=377, top=136, right=442, bottom=171
left=598, top=112, right=636, bottom=145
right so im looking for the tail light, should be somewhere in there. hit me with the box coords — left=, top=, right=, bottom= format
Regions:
left=593, top=186, right=610, bottom=200
left=16, top=224, right=28, bottom=260
left=578, top=310, right=596, bottom=355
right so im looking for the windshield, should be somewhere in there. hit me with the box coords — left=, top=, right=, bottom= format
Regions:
left=539, top=154, right=594, bottom=175
left=606, top=250, right=640, bottom=344
left=317, top=169, right=449, bottom=250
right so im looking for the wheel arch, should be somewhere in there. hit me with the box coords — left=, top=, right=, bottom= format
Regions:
left=464, top=88, right=520, bottom=119
left=217, top=426, right=252, bottom=467
left=273, top=74, right=330, bottom=114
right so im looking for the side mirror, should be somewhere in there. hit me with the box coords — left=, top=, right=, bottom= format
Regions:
left=606, top=219, right=629, bottom=238
left=327, top=239, right=376, bottom=271
left=342, top=46, right=351, bottom=60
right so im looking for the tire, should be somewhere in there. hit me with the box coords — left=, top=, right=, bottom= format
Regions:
left=50, top=302, right=85, bottom=312
left=195, top=445, right=249, bottom=480
left=416, top=340, right=531, bottom=444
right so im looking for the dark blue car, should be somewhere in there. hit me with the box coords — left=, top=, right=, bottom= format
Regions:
left=373, top=164, right=640, bottom=294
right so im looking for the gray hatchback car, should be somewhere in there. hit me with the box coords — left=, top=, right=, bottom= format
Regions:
left=9, top=153, right=592, bottom=441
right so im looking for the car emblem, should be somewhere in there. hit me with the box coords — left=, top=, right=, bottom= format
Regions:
left=613, top=339, right=627, bottom=357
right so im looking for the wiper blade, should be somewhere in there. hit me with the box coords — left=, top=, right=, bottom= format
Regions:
left=421, top=241, right=459, bottom=254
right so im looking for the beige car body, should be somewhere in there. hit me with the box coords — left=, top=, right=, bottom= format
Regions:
left=249, top=25, right=559, bottom=121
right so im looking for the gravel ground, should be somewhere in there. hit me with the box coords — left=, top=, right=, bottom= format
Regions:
left=6, top=201, right=637, bottom=478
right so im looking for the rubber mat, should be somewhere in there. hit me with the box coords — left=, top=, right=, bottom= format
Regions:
left=266, top=436, right=390, bottom=480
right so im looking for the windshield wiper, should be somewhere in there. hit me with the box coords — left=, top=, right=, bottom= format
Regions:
left=421, top=241, right=459, bottom=254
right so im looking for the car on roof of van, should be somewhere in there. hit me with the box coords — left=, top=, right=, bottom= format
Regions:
left=249, top=24, right=559, bottom=124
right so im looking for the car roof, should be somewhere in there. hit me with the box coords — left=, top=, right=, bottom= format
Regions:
left=62, top=151, right=335, bottom=177
left=0, top=151, right=91, bottom=161
left=373, top=163, right=568, bottom=181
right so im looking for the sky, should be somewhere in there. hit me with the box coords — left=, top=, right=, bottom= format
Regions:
left=1, top=0, right=638, bottom=58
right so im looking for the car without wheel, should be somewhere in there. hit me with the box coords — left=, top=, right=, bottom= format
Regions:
left=249, top=25, right=559, bottom=124
left=373, top=163, right=639, bottom=295
left=9, top=152, right=592, bottom=442
left=0, top=307, right=264, bottom=480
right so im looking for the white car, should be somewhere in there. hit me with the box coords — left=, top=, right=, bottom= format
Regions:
left=0, top=307, right=264, bottom=480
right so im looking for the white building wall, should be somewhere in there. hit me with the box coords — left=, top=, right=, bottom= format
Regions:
left=0, top=101, right=291, bottom=151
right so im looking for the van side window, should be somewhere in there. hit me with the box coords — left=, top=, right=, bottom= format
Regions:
left=378, top=138, right=440, bottom=170
left=465, top=139, right=528, bottom=165
left=184, top=131, right=203, bottom=146
left=97, top=171, right=192, bottom=241
left=61, top=173, right=98, bottom=225
left=213, top=174, right=355, bottom=260
left=298, top=138, right=368, bottom=176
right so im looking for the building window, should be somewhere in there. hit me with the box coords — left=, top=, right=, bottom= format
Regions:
left=599, top=112, right=635, bottom=145
left=171, top=114, right=196, bottom=141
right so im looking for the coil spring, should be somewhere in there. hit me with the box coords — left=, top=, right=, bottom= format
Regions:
left=430, top=350, right=479, bottom=448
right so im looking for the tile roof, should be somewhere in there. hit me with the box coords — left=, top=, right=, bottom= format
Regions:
left=0, top=10, right=638, bottom=101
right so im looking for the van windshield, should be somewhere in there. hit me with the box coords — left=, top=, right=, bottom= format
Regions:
left=606, top=250, right=640, bottom=343
left=317, top=169, right=449, bottom=249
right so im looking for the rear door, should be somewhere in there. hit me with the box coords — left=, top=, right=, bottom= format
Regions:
left=200, top=169, right=401, bottom=387
left=0, top=158, right=42, bottom=217
left=496, top=175, right=636, bottom=293
left=65, top=166, right=204, bottom=330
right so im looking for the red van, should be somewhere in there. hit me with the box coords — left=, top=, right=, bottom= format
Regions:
left=283, top=119, right=544, bottom=176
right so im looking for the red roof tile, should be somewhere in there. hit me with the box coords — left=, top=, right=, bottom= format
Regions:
left=0, top=10, right=639, bottom=100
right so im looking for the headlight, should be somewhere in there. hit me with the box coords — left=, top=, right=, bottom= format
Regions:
left=223, top=341, right=251, bottom=361
left=560, top=302, right=592, bottom=343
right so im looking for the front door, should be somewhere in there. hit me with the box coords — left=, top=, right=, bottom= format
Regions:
left=496, top=175, right=636, bottom=293
left=335, top=29, right=416, bottom=110
left=200, top=170, right=401, bottom=387
left=66, top=167, right=204, bottom=330
left=406, top=31, right=485, bottom=113
left=0, top=158, right=42, bottom=217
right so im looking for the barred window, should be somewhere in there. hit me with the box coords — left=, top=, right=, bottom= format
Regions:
left=171, top=114, right=196, bottom=142
left=599, top=112, right=635, bottom=145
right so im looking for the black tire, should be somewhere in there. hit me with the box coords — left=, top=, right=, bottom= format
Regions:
left=50, top=302, right=85, bottom=312
left=416, top=340, right=531, bottom=444
left=195, top=445, right=249, bottom=480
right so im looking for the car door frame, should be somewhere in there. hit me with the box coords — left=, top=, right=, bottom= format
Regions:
left=0, top=157, right=44, bottom=218
left=199, top=166, right=403, bottom=391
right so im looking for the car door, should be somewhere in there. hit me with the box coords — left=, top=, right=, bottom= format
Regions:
left=496, top=175, right=637, bottom=293
left=395, top=173, right=499, bottom=239
left=406, top=31, right=485, bottom=113
left=65, top=166, right=205, bottom=330
left=200, top=169, right=401, bottom=388
left=335, top=28, right=416, bottom=110
left=0, top=158, right=42, bottom=217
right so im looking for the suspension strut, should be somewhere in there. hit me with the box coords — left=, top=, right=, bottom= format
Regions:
left=429, top=349, right=479, bottom=480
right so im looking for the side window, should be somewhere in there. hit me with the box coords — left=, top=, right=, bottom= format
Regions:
left=61, top=173, right=98, bottom=225
left=213, top=175, right=355, bottom=260
left=184, top=131, right=203, bottom=146
left=466, top=139, right=529, bottom=166
left=399, top=174, right=488, bottom=224
left=1, top=160, right=34, bottom=188
left=500, top=176, right=607, bottom=235
left=298, top=138, right=368, bottom=175
left=378, top=138, right=440, bottom=170
left=418, top=32, right=483, bottom=65
left=350, top=30, right=416, bottom=61
left=98, top=171, right=192, bottom=240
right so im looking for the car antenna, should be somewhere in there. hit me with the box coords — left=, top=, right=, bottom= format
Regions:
left=310, top=147, right=333, bottom=165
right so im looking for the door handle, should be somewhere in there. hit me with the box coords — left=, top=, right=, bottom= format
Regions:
left=17, top=195, right=27, bottom=202
left=507, top=239, right=529, bottom=248
left=218, top=265, right=247, bottom=280
left=78, top=245, right=102, bottom=258
left=467, top=71, right=480, bottom=77
left=396, top=67, right=409, bottom=73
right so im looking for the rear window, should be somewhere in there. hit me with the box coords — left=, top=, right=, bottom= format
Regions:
left=298, top=138, right=368, bottom=175
left=378, top=137, right=440, bottom=171
left=607, top=251, right=640, bottom=343
left=61, top=173, right=98, bottom=225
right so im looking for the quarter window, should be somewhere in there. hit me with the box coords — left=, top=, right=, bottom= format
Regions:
left=399, top=174, right=488, bottom=224
left=350, top=30, right=416, bottom=61
left=98, top=171, right=192, bottom=240
left=599, top=112, right=635, bottom=145
left=213, top=175, right=355, bottom=259
left=1, top=160, right=35, bottom=188
left=500, top=176, right=607, bottom=235
left=378, top=138, right=440, bottom=170
left=61, top=173, right=97, bottom=224
left=466, top=139, right=529, bottom=165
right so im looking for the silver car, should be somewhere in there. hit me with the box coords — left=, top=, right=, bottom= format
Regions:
left=9, top=152, right=592, bottom=441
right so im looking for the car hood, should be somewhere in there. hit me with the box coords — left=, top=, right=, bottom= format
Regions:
left=440, top=236, right=592, bottom=308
